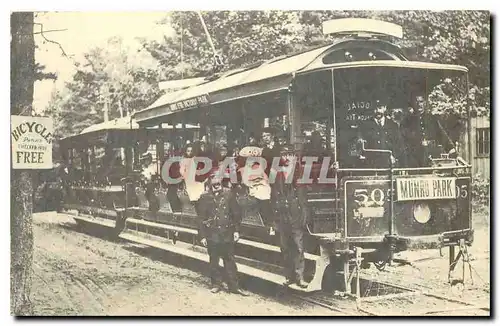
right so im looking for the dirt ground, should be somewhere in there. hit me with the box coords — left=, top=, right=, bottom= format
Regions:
left=29, top=212, right=490, bottom=316
left=30, top=212, right=332, bottom=316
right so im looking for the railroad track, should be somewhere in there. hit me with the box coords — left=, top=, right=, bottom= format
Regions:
left=292, top=281, right=490, bottom=316
left=67, top=212, right=490, bottom=316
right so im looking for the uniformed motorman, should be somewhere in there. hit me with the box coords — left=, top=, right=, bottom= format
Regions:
left=361, top=99, right=404, bottom=167
left=270, top=143, right=309, bottom=288
left=400, top=95, right=457, bottom=167
left=198, top=169, right=249, bottom=296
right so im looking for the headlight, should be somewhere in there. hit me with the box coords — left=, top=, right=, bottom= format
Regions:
left=413, top=203, right=431, bottom=224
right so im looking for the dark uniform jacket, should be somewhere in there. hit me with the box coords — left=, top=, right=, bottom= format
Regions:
left=400, top=112, right=455, bottom=166
left=262, top=145, right=281, bottom=177
left=362, top=117, right=404, bottom=166
left=400, top=112, right=455, bottom=151
left=198, top=189, right=242, bottom=243
left=271, top=170, right=309, bottom=230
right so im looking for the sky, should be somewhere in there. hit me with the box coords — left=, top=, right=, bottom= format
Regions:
left=33, top=12, right=174, bottom=113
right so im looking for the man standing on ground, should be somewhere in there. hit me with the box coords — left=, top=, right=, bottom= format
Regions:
left=270, top=143, right=309, bottom=289
left=198, top=170, right=249, bottom=296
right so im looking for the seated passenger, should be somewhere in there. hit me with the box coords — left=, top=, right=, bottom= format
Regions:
left=140, top=152, right=159, bottom=211
left=179, top=143, right=205, bottom=214
left=237, top=143, right=274, bottom=234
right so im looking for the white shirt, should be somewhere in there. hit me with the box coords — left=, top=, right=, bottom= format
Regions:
left=141, top=163, right=157, bottom=180
left=239, top=165, right=271, bottom=200
left=180, top=157, right=205, bottom=201
left=376, top=117, right=386, bottom=127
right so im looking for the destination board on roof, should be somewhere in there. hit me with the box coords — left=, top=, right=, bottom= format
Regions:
left=396, top=177, right=456, bottom=201
left=169, top=94, right=210, bottom=112
left=11, top=115, right=53, bottom=169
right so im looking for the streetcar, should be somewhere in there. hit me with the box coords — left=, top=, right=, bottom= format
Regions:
left=59, top=18, right=474, bottom=295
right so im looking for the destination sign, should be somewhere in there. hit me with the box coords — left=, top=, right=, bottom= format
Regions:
left=397, top=177, right=456, bottom=201
left=169, top=94, right=210, bottom=112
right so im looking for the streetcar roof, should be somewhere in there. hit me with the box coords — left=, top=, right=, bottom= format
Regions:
left=133, top=39, right=468, bottom=125
left=78, top=117, right=199, bottom=135
left=79, top=116, right=139, bottom=134
left=60, top=116, right=198, bottom=143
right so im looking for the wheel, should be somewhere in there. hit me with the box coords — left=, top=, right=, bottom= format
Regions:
left=321, top=262, right=344, bottom=292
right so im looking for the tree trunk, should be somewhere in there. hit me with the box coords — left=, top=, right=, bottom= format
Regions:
left=11, top=12, right=35, bottom=316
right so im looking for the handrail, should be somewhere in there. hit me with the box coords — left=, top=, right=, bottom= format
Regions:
left=338, top=165, right=471, bottom=173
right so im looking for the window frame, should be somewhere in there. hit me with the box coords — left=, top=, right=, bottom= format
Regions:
left=475, top=127, right=490, bottom=158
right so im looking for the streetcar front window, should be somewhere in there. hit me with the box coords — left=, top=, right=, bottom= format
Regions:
left=333, top=67, right=468, bottom=168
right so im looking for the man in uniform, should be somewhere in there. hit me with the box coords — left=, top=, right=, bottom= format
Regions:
left=401, top=95, right=457, bottom=167
left=361, top=99, right=404, bottom=167
left=198, top=169, right=249, bottom=296
left=270, top=143, right=309, bottom=288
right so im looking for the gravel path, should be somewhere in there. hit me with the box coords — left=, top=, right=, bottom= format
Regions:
left=30, top=212, right=333, bottom=316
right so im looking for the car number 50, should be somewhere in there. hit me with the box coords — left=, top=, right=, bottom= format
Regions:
left=353, top=188, right=385, bottom=206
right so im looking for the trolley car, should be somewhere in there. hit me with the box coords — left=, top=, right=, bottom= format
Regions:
left=59, top=18, right=474, bottom=294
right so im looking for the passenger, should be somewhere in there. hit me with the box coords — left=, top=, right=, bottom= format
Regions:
left=309, top=131, right=327, bottom=155
left=237, top=133, right=275, bottom=235
left=270, top=143, right=309, bottom=289
left=400, top=95, right=457, bottom=167
left=140, top=152, right=159, bottom=211
left=247, top=133, right=259, bottom=147
left=258, top=127, right=281, bottom=234
left=198, top=169, right=249, bottom=296
left=260, top=127, right=281, bottom=172
left=361, top=99, right=404, bottom=167
left=179, top=143, right=205, bottom=214
left=140, top=153, right=157, bottom=181
left=199, top=138, right=214, bottom=161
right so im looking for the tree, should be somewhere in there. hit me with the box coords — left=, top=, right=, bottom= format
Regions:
left=298, top=10, right=490, bottom=117
left=144, top=10, right=489, bottom=119
left=46, top=37, right=163, bottom=139
left=142, top=11, right=307, bottom=79
left=11, top=11, right=35, bottom=315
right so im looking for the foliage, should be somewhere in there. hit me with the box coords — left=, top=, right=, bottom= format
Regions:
left=142, top=11, right=307, bottom=80
left=49, top=10, right=490, bottom=137
left=471, top=174, right=490, bottom=214
left=46, top=37, right=163, bottom=138
left=34, top=63, right=57, bottom=81
left=298, top=10, right=490, bottom=118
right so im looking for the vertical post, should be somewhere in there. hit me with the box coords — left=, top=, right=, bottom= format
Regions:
left=242, top=101, right=247, bottom=143
left=157, top=123, right=164, bottom=175
left=330, top=70, right=337, bottom=163
left=388, top=156, right=395, bottom=265
left=103, top=97, right=109, bottom=122
left=449, top=245, right=455, bottom=268
left=389, top=158, right=394, bottom=235
left=331, top=70, right=342, bottom=236
left=287, top=88, right=295, bottom=146
left=118, top=100, right=124, bottom=118
left=181, top=121, right=186, bottom=147
left=466, top=74, right=472, bottom=164
left=343, top=253, right=351, bottom=294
